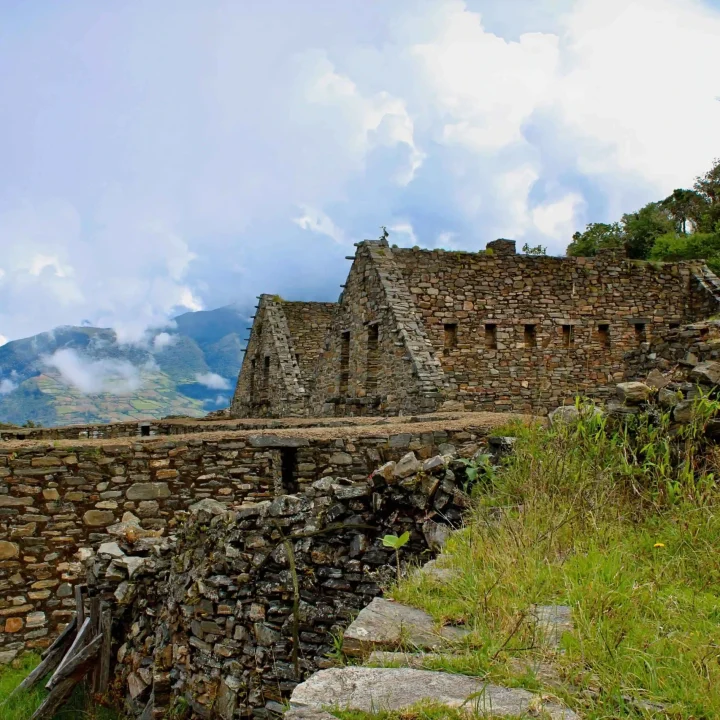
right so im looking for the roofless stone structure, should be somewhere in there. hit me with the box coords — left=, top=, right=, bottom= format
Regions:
left=231, top=238, right=720, bottom=417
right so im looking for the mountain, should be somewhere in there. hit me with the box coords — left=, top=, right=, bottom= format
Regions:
left=0, top=305, right=249, bottom=427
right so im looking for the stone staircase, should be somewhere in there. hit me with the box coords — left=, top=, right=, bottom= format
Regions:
left=284, top=562, right=580, bottom=720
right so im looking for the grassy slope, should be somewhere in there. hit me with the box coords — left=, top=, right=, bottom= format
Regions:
left=343, top=410, right=720, bottom=719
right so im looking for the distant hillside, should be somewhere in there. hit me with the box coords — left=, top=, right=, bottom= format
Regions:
left=0, top=305, right=249, bottom=427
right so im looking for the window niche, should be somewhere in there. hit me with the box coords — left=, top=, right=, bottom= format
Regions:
left=366, top=323, right=379, bottom=393
left=443, top=323, right=458, bottom=354
left=339, top=331, right=350, bottom=394
left=562, top=324, right=574, bottom=347
left=524, top=324, right=537, bottom=348
left=485, top=323, right=498, bottom=350
left=597, top=324, right=610, bottom=348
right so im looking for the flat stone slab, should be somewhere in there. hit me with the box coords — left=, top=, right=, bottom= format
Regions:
left=343, top=598, right=468, bottom=657
left=290, top=667, right=578, bottom=719
left=532, top=605, right=574, bottom=648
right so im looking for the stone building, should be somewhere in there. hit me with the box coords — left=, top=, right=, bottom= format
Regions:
left=231, top=238, right=720, bottom=417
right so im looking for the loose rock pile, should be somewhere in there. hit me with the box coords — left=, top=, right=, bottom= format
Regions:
left=85, top=444, right=491, bottom=719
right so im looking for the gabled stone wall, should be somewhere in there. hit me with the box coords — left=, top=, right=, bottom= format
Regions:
left=231, top=240, right=720, bottom=418
left=308, top=240, right=445, bottom=417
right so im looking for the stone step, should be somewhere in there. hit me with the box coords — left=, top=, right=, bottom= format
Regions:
left=289, top=667, right=579, bottom=719
left=342, top=597, right=469, bottom=657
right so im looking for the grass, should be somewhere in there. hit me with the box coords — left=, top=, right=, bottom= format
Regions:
left=376, top=404, right=720, bottom=719
left=0, top=653, right=123, bottom=720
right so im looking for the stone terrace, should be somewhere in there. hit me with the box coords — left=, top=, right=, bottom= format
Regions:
left=0, top=411, right=527, bottom=663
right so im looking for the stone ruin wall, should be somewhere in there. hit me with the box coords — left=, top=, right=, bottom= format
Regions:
left=308, top=242, right=445, bottom=418
left=624, top=319, right=720, bottom=382
left=393, top=246, right=714, bottom=412
left=281, top=301, right=337, bottom=397
left=85, top=431, right=488, bottom=719
left=0, top=421, right=501, bottom=666
left=231, top=240, right=720, bottom=420
left=232, top=299, right=336, bottom=419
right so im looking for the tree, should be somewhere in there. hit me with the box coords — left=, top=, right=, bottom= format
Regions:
left=660, top=188, right=704, bottom=234
left=621, top=202, right=674, bottom=259
left=693, top=158, right=720, bottom=233
left=566, top=222, right=624, bottom=257
left=650, top=230, right=720, bottom=274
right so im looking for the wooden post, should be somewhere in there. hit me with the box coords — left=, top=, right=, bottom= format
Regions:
left=97, top=606, right=113, bottom=695
left=74, top=585, right=85, bottom=628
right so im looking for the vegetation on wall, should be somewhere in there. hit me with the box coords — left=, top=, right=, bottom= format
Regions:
left=567, top=158, right=720, bottom=271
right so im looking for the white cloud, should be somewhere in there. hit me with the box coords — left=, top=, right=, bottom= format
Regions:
left=152, top=332, right=177, bottom=351
left=0, top=334, right=7, bottom=347
left=212, top=394, right=229, bottom=405
left=389, top=222, right=419, bottom=246
left=532, top=193, right=585, bottom=240
left=0, top=377, right=17, bottom=394
left=293, top=205, right=347, bottom=245
left=44, top=349, right=144, bottom=395
left=195, top=372, right=231, bottom=390
left=1, top=0, right=720, bottom=340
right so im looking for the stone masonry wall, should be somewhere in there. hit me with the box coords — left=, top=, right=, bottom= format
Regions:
left=392, top=246, right=717, bottom=412
left=308, top=240, right=445, bottom=418
left=281, top=301, right=337, bottom=399
left=231, top=241, right=720, bottom=419
left=0, top=422, right=498, bottom=664
left=86, top=430, right=490, bottom=719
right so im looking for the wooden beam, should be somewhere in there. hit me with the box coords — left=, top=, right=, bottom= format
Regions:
left=46, top=634, right=102, bottom=690
left=31, top=637, right=102, bottom=720
left=74, top=585, right=85, bottom=628
left=45, top=617, right=91, bottom=691
left=40, top=615, right=77, bottom=660
left=3, top=628, right=75, bottom=700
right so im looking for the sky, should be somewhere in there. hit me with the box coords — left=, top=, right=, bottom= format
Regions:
left=1, top=0, right=719, bottom=346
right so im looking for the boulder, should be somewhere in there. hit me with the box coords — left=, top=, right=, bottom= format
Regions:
left=646, top=369, right=671, bottom=390
left=289, top=667, right=578, bottom=719
left=658, top=387, right=682, bottom=408
left=616, top=382, right=653, bottom=405
left=689, top=361, right=720, bottom=386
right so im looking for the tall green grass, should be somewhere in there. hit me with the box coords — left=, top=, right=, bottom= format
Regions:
left=391, top=402, right=720, bottom=719
left=0, top=653, right=123, bottom=720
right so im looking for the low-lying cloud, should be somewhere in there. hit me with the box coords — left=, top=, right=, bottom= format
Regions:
left=44, top=349, right=145, bottom=395
left=0, top=376, right=17, bottom=395
left=152, top=332, right=177, bottom=351
left=195, top=372, right=231, bottom=390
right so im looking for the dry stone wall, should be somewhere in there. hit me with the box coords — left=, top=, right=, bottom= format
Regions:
left=232, top=298, right=337, bottom=419
left=85, top=431, right=490, bottom=719
left=308, top=241, right=445, bottom=418
left=394, top=245, right=715, bottom=412
left=232, top=240, right=720, bottom=419
left=0, top=423, right=497, bottom=665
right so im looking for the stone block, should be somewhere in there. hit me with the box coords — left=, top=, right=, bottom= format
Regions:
left=616, top=382, right=653, bottom=405
left=0, top=541, right=19, bottom=560
left=83, top=510, right=116, bottom=527
left=690, top=361, right=720, bottom=386
left=126, top=482, right=171, bottom=501
left=393, top=452, right=420, bottom=479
